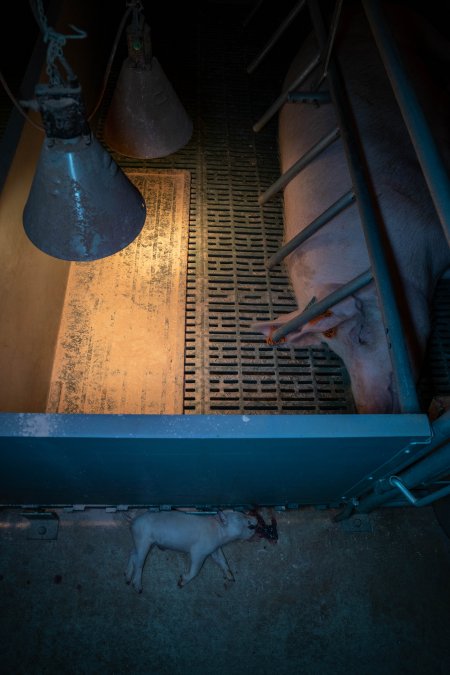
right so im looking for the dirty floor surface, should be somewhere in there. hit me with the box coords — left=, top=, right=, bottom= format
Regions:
left=1, top=505, right=450, bottom=675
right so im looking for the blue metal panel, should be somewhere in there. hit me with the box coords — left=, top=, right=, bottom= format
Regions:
left=0, top=413, right=431, bottom=507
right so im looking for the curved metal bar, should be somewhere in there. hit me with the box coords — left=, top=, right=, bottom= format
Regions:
left=267, top=190, right=355, bottom=269
left=311, top=0, right=343, bottom=91
left=356, top=412, right=450, bottom=513
left=253, top=53, right=320, bottom=132
left=242, top=0, right=265, bottom=28
left=271, top=269, right=373, bottom=344
left=247, top=0, right=306, bottom=74
left=258, top=126, right=340, bottom=204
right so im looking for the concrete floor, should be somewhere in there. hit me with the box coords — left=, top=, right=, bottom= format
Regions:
left=1, top=505, right=450, bottom=674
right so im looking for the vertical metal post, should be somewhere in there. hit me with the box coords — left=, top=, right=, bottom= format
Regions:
left=307, top=0, right=420, bottom=413
left=362, top=0, right=450, bottom=248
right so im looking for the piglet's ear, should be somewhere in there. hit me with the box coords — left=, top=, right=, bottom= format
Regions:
left=217, top=510, right=227, bottom=525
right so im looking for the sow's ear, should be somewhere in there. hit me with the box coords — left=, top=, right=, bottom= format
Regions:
left=252, top=296, right=359, bottom=346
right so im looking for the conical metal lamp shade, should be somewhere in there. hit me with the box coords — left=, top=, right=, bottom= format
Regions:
left=23, top=134, right=146, bottom=261
left=103, top=56, right=193, bottom=159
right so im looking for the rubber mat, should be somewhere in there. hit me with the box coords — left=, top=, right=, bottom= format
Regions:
left=46, top=169, right=190, bottom=414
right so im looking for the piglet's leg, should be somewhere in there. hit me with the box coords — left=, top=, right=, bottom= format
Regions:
left=126, top=541, right=154, bottom=593
left=125, top=551, right=135, bottom=585
left=178, top=549, right=208, bottom=588
left=211, top=547, right=234, bottom=581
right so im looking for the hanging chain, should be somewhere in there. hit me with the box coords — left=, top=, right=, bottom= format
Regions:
left=88, top=0, right=148, bottom=121
left=34, top=0, right=86, bottom=86
left=0, top=0, right=146, bottom=129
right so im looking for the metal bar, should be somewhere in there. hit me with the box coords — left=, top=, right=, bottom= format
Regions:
left=389, top=476, right=450, bottom=507
left=242, top=0, right=265, bottom=28
left=307, top=0, right=420, bottom=413
left=356, top=412, right=450, bottom=513
left=389, top=476, right=418, bottom=504
left=363, top=0, right=450, bottom=248
left=271, top=269, right=373, bottom=344
left=413, top=485, right=450, bottom=507
left=287, top=91, right=331, bottom=104
left=311, top=0, right=344, bottom=91
left=267, top=190, right=355, bottom=269
left=247, top=0, right=306, bottom=74
left=259, top=126, right=340, bottom=204
left=253, top=53, right=320, bottom=132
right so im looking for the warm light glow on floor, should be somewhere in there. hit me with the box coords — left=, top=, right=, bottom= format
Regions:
left=46, top=170, right=190, bottom=415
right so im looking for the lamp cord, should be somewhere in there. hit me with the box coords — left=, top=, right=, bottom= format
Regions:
left=0, top=0, right=141, bottom=131
left=86, top=3, right=134, bottom=122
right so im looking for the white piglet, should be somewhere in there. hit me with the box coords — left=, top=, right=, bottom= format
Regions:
left=125, top=509, right=258, bottom=592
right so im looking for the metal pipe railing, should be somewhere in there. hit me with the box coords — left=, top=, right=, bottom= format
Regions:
left=307, top=0, right=420, bottom=413
left=258, top=126, right=340, bottom=204
left=267, top=190, right=355, bottom=269
left=356, top=412, right=450, bottom=513
left=310, top=0, right=343, bottom=91
left=242, top=0, right=265, bottom=28
left=363, top=0, right=450, bottom=249
left=247, top=0, right=306, bottom=74
left=270, top=269, right=373, bottom=344
left=388, top=476, right=450, bottom=508
left=253, top=53, right=320, bottom=132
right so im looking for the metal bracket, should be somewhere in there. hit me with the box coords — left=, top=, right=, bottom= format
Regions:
left=105, top=505, right=129, bottom=513
left=22, top=511, right=59, bottom=540
left=340, top=514, right=373, bottom=533
left=287, top=91, right=331, bottom=104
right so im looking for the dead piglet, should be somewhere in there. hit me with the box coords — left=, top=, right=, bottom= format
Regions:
left=125, top=509, right=257, bottom=592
